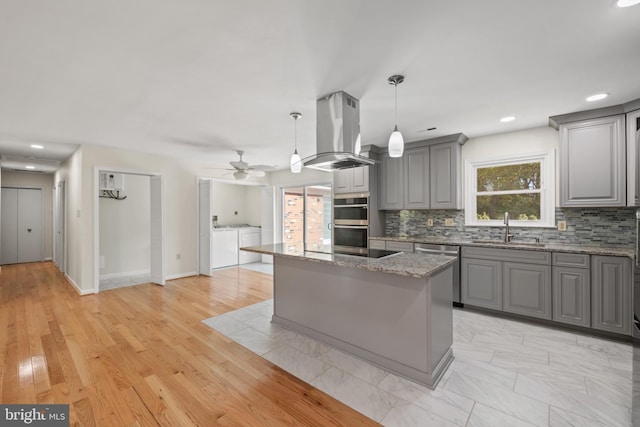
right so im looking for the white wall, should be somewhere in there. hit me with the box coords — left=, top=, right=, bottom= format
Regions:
left=99, top=174, right=150, bottom=277
left=210, top=181, right=262, bottom=226
left=1, top=170, right=55, bottom=260
left=461, top=126, right=560, bottom=205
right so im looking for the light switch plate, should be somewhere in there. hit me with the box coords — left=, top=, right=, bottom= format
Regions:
left=427, top=219, right=433, bottom=226
left=445, top=218, right=455, bottom=226
left=557, top=220, right=567, bottom=231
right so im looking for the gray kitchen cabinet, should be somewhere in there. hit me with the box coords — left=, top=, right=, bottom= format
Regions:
left=552, top=266, right=591, bottom=327
left=430, top=142, right=462, bottom=209
left=627, top=108, right=640, bottom=206
left=379, top=154, right=404, bottom=209
left=461, top=257, right=502, bottom=310
left=404, top=147, right=430, bottom=209
left=334, top=165, right=369, bottom=194
left=552, top=253, right=590, bottom=327
left=503, top=262, right=552, bottom=320
left=559, top=115, right=626, bottom=207
left=591, top=255, right=632, bottom=335
left=368, top=239, right=386, bottom=250
left=385, top=240, right=414, bottom=252
left=378, top=134, right=467, bottom=210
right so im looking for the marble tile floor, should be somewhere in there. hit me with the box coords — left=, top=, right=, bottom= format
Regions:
left=99, top=273, right=153, bottom=291
left=202, top=301, right=633, bottom=426
left=239, top=261, right=274, bottom=275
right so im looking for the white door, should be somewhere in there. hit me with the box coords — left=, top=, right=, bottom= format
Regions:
left=54, top=181, right=67, bottom=273
left=1, top=188, right=18, bottom=264
left=198, top=179, right=212, bottom=275
left=150, top=175, right=165, bottom=285
left=1, top=188, right=44, bottom=264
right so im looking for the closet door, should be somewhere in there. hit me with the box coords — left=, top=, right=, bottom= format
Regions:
left=17, top=188, right=44, bottom=263
left=1, top=188, right=44, bottom=264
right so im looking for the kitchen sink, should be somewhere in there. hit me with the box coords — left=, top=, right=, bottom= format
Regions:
left=471, top=240, right=545, bottom=247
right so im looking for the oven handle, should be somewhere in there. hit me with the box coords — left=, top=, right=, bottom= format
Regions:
left=333, top=225, right=368, bottom=229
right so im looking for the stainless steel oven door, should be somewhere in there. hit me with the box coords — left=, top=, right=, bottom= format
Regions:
left=333, top=225, right=368, bottom=250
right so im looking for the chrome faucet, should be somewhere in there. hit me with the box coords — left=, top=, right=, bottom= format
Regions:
left=504, top=212, right=514, bottom=242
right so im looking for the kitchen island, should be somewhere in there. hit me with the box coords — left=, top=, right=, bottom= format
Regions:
left=240, top=243, right=457, bottom=389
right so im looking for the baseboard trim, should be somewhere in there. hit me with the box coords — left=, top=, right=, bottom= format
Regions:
left=100, top=269, right=151, bottom=280
left=166, top=272, right=197, bottom=281
left=45, top=257, right=53, bottom=261
left=65, top=274, right=94, bottom=296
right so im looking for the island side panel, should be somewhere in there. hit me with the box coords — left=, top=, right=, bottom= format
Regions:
left=428, top=266, right=454, bottom=380
left=273, top=255, right=434, bottom=373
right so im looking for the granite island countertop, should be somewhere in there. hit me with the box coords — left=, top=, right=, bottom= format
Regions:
left=370, top=236, right=635, bottom=258
left=240, top=243, right=457, bottom=279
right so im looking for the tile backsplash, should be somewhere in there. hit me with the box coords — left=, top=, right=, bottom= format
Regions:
left=384, top=207, right=637, bottom=248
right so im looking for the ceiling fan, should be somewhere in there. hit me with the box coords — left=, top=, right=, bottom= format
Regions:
left=212, top=150, right=276, bottom=180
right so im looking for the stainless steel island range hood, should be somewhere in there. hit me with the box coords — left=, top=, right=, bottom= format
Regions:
left=303, top=91, right=375, bottom=171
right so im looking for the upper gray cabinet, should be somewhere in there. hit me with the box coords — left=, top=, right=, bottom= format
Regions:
left=378, top=134, right=466, bottom=210
left=333, top=150, right=377, bottom=195
left=430, top=142, right=462, bottom=209
left=558, top=115, right=626, bottom=207
left=334, top=165, right=369, bottom=194
left=627, top=108, right=640, bottom=206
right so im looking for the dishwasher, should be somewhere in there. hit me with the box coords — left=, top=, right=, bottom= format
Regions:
left=414, top=243, right=462, bottom=307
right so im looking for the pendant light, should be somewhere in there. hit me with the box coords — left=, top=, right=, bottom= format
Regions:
left=289, top=112, right=302, bottom=173
left=387, top=75, right=405, bottom=158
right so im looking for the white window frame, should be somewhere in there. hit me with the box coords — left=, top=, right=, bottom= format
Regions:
left=465, top=152, right=555, bottom=228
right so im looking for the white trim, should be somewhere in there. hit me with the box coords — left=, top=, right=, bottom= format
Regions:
left=65, top=273, right=94, bottom=295
left=99, top=269, right=151, bottom=280
left=465, top=151, right=556, bottom=228
left=45, top=257, right=52, bottom=261
left=166, top=271, right=197, bottom=281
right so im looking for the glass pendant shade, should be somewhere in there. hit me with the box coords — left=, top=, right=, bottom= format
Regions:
left=388, top=125, right=404, bottom=158
left=290, top=150, right=302, bottom=173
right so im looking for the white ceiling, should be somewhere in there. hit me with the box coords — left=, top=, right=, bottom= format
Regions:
left=1, top=0, right=640, bottom=173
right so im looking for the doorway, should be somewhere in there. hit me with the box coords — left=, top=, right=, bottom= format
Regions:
left=1, top=187, right=45, bottom=264
left=94, top=168, right=165, bottom=292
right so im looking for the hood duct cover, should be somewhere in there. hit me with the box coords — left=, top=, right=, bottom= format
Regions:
left=304, top=91, right=375, bottom=171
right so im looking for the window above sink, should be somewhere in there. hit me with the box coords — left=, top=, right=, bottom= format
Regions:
left=465, top=152, right=556, bottom=228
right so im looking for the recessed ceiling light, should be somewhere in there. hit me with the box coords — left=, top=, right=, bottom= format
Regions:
left=500, top=116, right=516, bottom=123
left=30, top=144, right=44, bottom=149
left=416, top=127, right=437, bottom=133
left=617, top=0, right=640, bottom=7
left=586, top=93, right=609, bottom=102
left=25, top=165, right=35, bottom=170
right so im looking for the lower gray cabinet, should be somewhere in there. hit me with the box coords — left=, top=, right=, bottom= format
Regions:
left=552, top=266, right=591, bottom=327
left=461, top=258, right=502, bottom=310
left=591, top=255, right=632, bottom=335
left=503, top=262, right=552, bottom=320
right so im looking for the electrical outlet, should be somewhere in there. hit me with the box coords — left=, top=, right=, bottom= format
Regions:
left=176, top=253, right=181, bottom=260
left=427, top=219, right=433, bottom=227
left=445, top=218, right=455, bottom=226
left=557, top=221, right=567, bottom=231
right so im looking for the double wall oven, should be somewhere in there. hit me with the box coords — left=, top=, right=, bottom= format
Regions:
left=333, top=192, right=369, bottom=254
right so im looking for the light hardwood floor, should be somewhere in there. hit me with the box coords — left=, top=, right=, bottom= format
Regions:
left=0, top=262, right=378, bottom=426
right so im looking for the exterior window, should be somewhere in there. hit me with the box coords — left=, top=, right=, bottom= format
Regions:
left=465, top=153, right=555, bottom=227
left=282, top=185, right=332, bottom=250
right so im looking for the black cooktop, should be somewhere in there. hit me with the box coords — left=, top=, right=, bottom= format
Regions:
left=333, top=249, right=400, bottom=259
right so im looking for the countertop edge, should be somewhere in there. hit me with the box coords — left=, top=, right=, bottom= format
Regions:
left=370, top=236, right=635, bottom=258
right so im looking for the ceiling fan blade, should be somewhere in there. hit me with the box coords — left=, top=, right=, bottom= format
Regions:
left=229, top=161, right=248, bottom=170
left=249, top=164, right=277, bottom=171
